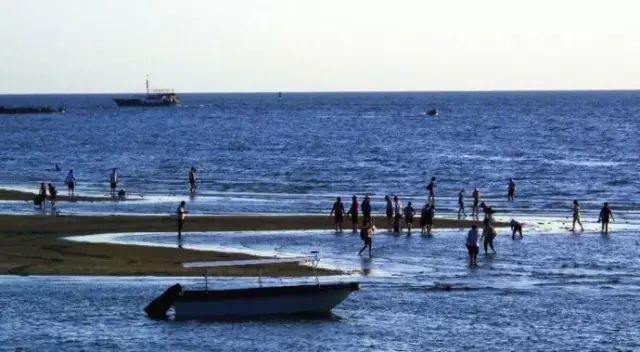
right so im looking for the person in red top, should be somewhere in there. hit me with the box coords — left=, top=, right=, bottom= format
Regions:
left=598, top=202, right=614, bottom=234
left=346, top=195, right=359, bottom=233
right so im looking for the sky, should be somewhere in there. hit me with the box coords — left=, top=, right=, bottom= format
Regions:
left=1, top=0, right=639, bottom=93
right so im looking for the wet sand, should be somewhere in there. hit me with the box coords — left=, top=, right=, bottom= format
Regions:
left=0, top=205, right=505, bottom=277
left=0, top=188, right=123, bottom=202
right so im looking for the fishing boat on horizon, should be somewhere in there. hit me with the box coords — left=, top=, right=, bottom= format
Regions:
left=113, top=76, right=179, bottom=107
left=144, top=255, right=359, bottom=320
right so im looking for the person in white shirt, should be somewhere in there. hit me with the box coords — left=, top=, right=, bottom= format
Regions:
left=176, top=201, right=187, bottom=248
left=466, top=225, right=480, bottom=266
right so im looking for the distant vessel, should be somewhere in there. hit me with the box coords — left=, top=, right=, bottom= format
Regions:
left=426, top=108, right=438, bottom=116
left=113, top=76, right=179, bottom=107
left=144, top=255, right=359, bottom=320
left=0, top=105, right=65, bottom=114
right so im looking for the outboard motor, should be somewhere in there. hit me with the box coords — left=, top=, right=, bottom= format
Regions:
left=144, top=284, right=182, bottom=319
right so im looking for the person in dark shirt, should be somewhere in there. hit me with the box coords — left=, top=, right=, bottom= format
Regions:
left=471, top=188, right=480, bottom=219
left=426, top=177, right=436, bottom=203
left=48, top=183, right=57, bottom=208
left=346, top=195, right=359, bottom=233
left=37, top=182, right=47, bottom=210
left=361, top=194, right=372, bottom=226
left=457, top=189, right=466, bottom=219
left=507, top=178, right=516, bottom=202
left=510, top=219, right=523, bottom=239
left=385, top=195, right=393, bottom=231
left=598, top=202, right=614, bottom=234
left=403, top=201, right=416, bottom=234
left=330, top=197, right=346, bottom=233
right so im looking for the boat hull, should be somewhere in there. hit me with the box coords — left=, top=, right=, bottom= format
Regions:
left=173, top=282, right=359, bottom=319
left=113, top=98, right=176, bottom=107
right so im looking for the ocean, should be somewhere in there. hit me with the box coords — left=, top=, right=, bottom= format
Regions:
left=1, top=91, right=640, bottom=351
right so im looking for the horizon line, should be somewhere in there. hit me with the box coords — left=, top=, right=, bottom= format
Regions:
left=1, top=88, right=640, bottom=96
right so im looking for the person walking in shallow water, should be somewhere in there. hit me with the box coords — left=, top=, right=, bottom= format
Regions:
left=572, top=200, right=584, bottom=232
left=346, top=195, right=359, bottom=233
left=481, top=219, right=497, bottom=254
left=507, top=178, right=516, bottom=202
left=109, top=168, right=118, bottom=197
left=188, top=167, right=197, bottom=194
left=176, top=201, right=187, bottom=248
left=358, top=220, right=376, bottom=257
left=466, top=225, right=480, bottom=266
left=598, top=202, right=614, bottom=234
left=426, top=177, right=436, bottom=204
left=510, top=219, right=523, bottom=239
left=330, top=197, right=346, bottom=233
left=420, top=203, right=430, bottom=235
left=457, top=189, right=466, bottom=219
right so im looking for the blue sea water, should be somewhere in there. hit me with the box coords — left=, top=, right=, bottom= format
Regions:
left=1, top=91, right=639, bottom=218
left=2, top=91, right=640, bottom=351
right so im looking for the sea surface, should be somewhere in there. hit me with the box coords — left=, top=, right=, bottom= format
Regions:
left=2, top=91, right=640, bottom=351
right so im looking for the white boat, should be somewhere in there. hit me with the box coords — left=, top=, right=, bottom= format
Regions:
left=145, top=254, right=359, bottom=320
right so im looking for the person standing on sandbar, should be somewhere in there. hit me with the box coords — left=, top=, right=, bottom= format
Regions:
left=426, top=177, right=436, bottom=204
left=65, top=169, right=76, bottom=196
left=361, top=194, right=372, bottom=226
left=330, top=197, right=346, bottom=233
left=177, top=201, right=187, bottom=248
left=346, top=195, right=359, bottom=233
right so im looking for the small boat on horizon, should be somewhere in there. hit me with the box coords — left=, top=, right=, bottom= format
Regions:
left=113, top=76, right=179, bottom=107
left=426, top=108, right=438, bottom=116
left=144, top=255, right=359, bottom=320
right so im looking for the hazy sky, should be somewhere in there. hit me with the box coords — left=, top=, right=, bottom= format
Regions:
left=1, top=0, right=639, bottom=93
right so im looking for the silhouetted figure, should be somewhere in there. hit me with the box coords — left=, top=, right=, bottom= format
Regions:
left=188, top=167, right=197, bottom=194
left=598, top=202, right=614, bottom=234
left=466, top=225, right=480, bottom=266
left=392, top=196, right=403, bottom=234
left=404, top=201, right=416, bottom=234
left=481, top=219, right=497, bottom=254
left=358, top=220, right=376, bottom=257
left=330, top=197, right=346, bottom=233
left=385, top=195, right=393, bottom=231
left=177, top=200, right=187, bottom=248
left=37, top=182, right=47, bottom=210
left=361, top=194, right=372, bottom=226
left=426, top=177, right=436, bottom=203
left=109, top=168, right=118, bottom=197
left=572, top=200, right=584, bottom=232
left=48, top=183, right=57, bottom=207
left=65, top=169, right=76, bottom=196
left=457, top=189, right=466, bottom=219
left=510, top=219, right=523, bottom=239
left=471, top=187, right=480, bottom=218
left=507, top=178, right=516, bottom=202
left=346, top=195, right=359, bottom=233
